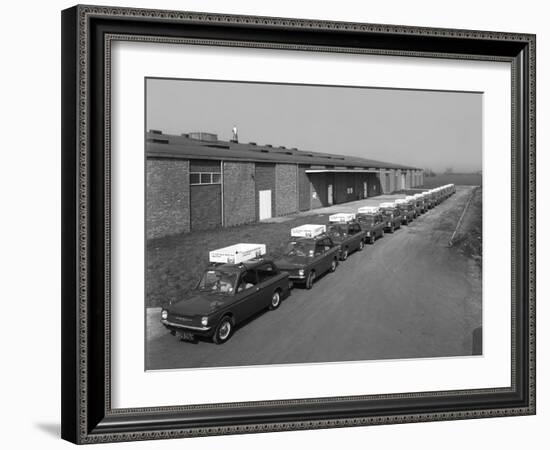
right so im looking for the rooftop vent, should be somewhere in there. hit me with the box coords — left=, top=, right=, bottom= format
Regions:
left=149, top=129, right=163, bottom=135
left=147, top=138, right=169, bottom=144
left=188, top=132, right=218, bottom=142
left=265, top=144, right=273, bottom=148
left=249, top=142, right=257, bottom=145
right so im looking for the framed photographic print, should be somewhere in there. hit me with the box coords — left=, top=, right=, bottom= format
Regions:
left=61, top=4, right=536, bottom=444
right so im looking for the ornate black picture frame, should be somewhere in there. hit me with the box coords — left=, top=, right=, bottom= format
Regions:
left=61, top=5, right=536, bottom=444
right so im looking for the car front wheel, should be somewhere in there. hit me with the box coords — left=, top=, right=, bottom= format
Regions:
left=305, top=271, right=316, bottom=289
left=358, top=240, right=364, bottom=251
left=269, top=290, right=281, bottom=310
left=369, top=235, right=376, bottom=244
left=330, top=258, right=338, bottom=272
left=213, top=316, right=233, bottom=344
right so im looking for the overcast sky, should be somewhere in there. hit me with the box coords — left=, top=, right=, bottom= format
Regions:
left=146, top=78, right=482, bottom=173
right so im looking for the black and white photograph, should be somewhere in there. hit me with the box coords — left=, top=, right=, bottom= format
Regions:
left=145, top=78, right=483, bottom=370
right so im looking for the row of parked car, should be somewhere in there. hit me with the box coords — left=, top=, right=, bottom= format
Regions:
left=160, top=184, right=456, bottom=344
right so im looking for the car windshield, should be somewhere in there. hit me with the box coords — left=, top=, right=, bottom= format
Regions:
left=328, top=225, right=347, bottom=238
left=381, top=208, right=396, bottom=216
left=197, top=269, right=237, bottom=294
left=284, top=240, right=315, bottom=257
left=358, top=216, right=375, bottom=225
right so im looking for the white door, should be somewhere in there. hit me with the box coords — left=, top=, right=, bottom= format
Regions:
left=327, top=184, right=333, bottom=205
left=259, top=190, right=272, bottom=220
left=401, top=174, right=406, bottom=190
left=363, top=181, right=368, bottom=198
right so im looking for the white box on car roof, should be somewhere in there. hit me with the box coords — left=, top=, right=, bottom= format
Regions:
left=380, top=202, right=396, bottom=208
left=328, top=213, right=356, bottom=223
left=290, top=224, right=326, bottom=238
left=209, top=243, right=266, bottom=264
left=395, top=198, right=408, bottom=204
left=358, top=206, right=380, bottom=214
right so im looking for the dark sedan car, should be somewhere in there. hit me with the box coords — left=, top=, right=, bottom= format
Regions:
left=356, top=211, right=385, bottom=244
left=327, top=220, right=366, bottom=260
left=160, top=258, right=290, bottom=344
left=380, top=202, right=403, bottom=233
left=275, top=234, right=340, bottom=289
left=395, top=199, right=417, bottom=225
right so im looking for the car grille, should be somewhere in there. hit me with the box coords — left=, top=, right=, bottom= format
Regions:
left=168, top=313, right=194, bottom=323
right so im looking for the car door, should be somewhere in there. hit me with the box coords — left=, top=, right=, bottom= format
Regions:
left=254, top=263, right=278, bottom=311
left=234, top=269, right=260, bottom=322
left=349, top=223, right=363, bottom=249
left=376, top=214, right=384, bottom=236
left=312, top=240, right=330, bottom=274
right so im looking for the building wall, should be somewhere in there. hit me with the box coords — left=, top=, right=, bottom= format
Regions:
left=367, top=173, right=382, bottom=196
left=298, top=165, right=311, bottom=211
left=310, top=172, right=333, bottom=208
left=334, top=173, right=355, bottom=204
left=146, top=158, right=190, bottom=239
left=223, top=161, right=256, bottom=227
left=255, top=163, right=276, bottom=219
left=275, top=163, right=298, bottom=216
left=189, top=159, right=220, bottom=172
left=190, top=185, right=221, bottom=230
left=388, top=169, right=396, bottom=193
left=189, top=159, right=222, bottom=231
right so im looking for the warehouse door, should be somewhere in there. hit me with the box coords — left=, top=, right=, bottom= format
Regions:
left=259, top=190, right=272, bottom=220
left=401, top=174, right=406, bottom=190
left=327, top=184, right=334, bottom=205
left=363, top=182, right=368, bottom=198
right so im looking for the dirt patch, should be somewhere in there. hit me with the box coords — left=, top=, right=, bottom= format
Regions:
left=450, top=187, right=482, bottom=265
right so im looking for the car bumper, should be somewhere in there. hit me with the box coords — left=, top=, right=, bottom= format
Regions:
left=288, top=274, right=307, bottom=281
left=161, top=319, right=213, bottom=337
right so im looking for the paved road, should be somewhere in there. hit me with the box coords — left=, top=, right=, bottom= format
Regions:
left=146, top=187, right=481, bottom=370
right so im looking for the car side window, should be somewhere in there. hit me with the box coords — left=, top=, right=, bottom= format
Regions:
left=237, top=270, right=257, bottom=292
left=322, top=238, right=332, bottom=251
left=256, top=263, right=276, bottom=283
left=314, top=242, right=325, bottom=256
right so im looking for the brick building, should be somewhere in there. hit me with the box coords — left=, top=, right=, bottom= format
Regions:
left=146, top=130, right=424, bottom=239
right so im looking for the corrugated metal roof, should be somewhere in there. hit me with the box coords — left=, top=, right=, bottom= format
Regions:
left=145, top=132, right=420, bottom=171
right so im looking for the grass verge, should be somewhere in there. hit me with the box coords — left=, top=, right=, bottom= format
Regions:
left=450, top=187, right=482, bottom=265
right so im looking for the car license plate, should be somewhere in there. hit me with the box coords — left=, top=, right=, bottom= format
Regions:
left=180, top=332, right=194, bottom=341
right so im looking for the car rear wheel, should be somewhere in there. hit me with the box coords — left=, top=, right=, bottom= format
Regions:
left=369, top=235, right=376, bottom=244
left=305, top=271, right=316, bottom=289
left=213, top=316, right=233, bottom=344
left=389, top=225, right=395, bottom=233
left=341, top=248, right=349, bottom=260
left=330, top=258, right=337, bottom=272
left=269, top=290, right=281, bottom=310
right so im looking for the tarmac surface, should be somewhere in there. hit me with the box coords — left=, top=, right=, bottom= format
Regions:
left=145, top=186, right=482, bottom=370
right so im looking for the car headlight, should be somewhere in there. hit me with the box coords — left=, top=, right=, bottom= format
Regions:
left=161, top=310, right=168, bottom=320
left=366, top=231, right=370, bottom=236
left=298, top=269, right=305, bottom=276
left=201, top=316, right=209, bottom=326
